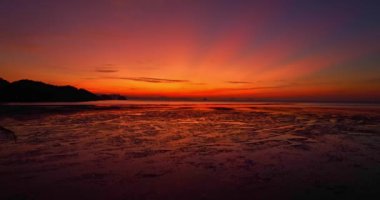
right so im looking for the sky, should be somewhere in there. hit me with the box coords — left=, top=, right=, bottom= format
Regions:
left=0, top=0, right=379, bottom=102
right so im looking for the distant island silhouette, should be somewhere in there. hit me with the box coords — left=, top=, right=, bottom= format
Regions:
left=0, top=78, right=126, bottom=102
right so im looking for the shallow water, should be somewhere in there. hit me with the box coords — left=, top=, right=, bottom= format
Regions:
left=0, top=102, right=380, bottom=199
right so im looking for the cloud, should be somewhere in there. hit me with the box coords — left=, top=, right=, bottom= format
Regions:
left=367, top=77, right=380, bottom=83
left=232, top=85, right=290, bottom=91
left=106, top=76, right=189, bottom=83
left=96, top=69, right=119, bottom=73
left=190, top=82, right=207, bottom=85
left=213, top=84, right=294, bottom=92
left=226, top=81, right=252, bottom=84
left=95, top=64, right=119, bottom=73
left=246, top=85, right=290, bottom=90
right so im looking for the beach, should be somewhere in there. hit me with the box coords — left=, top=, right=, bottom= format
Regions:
left=0, top=101, right=380, bottom=199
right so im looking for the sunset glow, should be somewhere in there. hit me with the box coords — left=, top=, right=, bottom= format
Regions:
left=1, top=0, right=379, bottom=101
left=1, top=1, right=380, bottom=199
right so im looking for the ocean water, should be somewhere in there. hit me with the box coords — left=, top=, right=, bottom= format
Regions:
left=0, top=101, right=380, bottom=199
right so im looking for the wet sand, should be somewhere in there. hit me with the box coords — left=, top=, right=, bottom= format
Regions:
left=0, top=103, right=380, bottom=199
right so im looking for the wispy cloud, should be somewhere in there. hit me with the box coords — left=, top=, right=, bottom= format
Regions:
left=106, top=76, right=189, bottom=83
left=226, top=81, right=252, bottom=84
left=95, top=64, right=119, bottom=73
left=367, top=77, right=380, bottom=83
left=190, top=82, right=207, bottom=85
left=82, top=77, right=98, bottom=80
left=211, top=83, right=295, bottom=92
left=96, top=69, right=119, bottom=73
left=229, top=85, right=290, bottom=91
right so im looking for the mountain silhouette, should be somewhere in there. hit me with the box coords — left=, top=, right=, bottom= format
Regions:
left=0, top=78, right=9, bottom=89
left=0, top=78, right=124, bottom=102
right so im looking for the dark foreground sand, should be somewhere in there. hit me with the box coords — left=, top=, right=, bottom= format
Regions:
left=0, top=103, right=380, bottom=199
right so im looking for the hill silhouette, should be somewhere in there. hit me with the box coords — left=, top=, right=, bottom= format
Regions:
left=0, top=78, right=9, bottom=89
left=0, top=78, right=124, bottom=102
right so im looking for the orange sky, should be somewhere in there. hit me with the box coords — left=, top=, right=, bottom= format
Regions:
left=1, top=0, right=379, bottom=101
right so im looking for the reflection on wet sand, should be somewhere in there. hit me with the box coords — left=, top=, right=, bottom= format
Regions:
left=0, top=103, right=379, bottom=199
